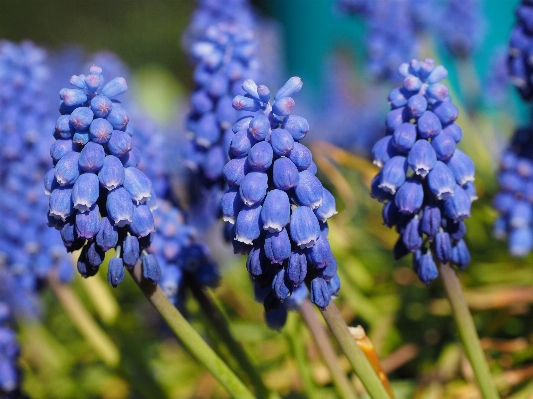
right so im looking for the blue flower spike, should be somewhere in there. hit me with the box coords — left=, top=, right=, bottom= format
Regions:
left=222, top=77, right=340, bottom=322
left=371, top=59, right=476, bottom=284
left=46, top=65, right=160, bottom=286
left=494, top=126, right=533, bottom=257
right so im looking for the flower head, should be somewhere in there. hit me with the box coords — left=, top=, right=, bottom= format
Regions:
left=46, top=66, right=160, bottom=286
left=509, top=0, right=533, bottom=101
left=371, top=59, right=476, bottom=284
left=222, top=77, right=340, bottom=325
left=493, top=126, right=533, bottom=256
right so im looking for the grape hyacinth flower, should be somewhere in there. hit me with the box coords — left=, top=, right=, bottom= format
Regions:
left=0, top=300, right=20, bottom=398
left=0, top=41, right=74, bottom=293
left=184, top=2, right=258, bottom=226
left=149, top=199, right=219, bottom=307
left=338, top=0, right=427, bottom=82
left=493, top=126, right=533, bottom=256
left=46, top=66, right=160, bottom=286
left=438, top=0, right=484, bottom=59
left=222, top=76, right=340, bottom=324
left=509, top=0, right=533, bottom=101
left=371, top=59, right=476, bottom=284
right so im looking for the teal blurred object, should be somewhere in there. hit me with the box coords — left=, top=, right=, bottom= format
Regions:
left=265, top=0, right=521, bottom=105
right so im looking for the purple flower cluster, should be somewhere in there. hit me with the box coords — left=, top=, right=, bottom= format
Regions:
left=338, top=0, right=423, bottom=81
left=150, top=199, right=219, bottom=307
left=0, top=41, right=73, bottom=293
left=509, top=0, right=533, bottom=101
left=439, top=0, right=484, bottom=58
left=46, top=66, right=160, bottom=287
left=0, top=301, right=19, bottom=398
left=222, top=77, right=340, bottom=317
left=183, top=0, right=254, bottom=51
left=493, top=127, right=533, bottom=256
left=371, top=59, right=476, bottom=284
left=184, top=9, right=257, bottom=203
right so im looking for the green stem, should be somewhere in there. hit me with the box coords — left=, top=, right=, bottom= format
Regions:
left=320, top=302, right=390, bottom=399
left=188, top=281, right=280, bottom=399
left=285, top=313, right=320, bottom=399
left=48, top=274, right=120, bottom=368
left=438, top=261, right=500, bottom=399
left=127, top=262, right=256, bottom=399
left=299, top=299, right=359, bottom=399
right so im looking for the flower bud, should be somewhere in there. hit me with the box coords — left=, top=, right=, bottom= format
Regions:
left=265, top=229, right=291, bottom=264
left=223, top=157, right=249, bottom=186
left=72, top=173, right=99, bottom=212
left=124, top=167, right=152, bottom=205
left=282, top=115, right=309, bottom=141
left=310, top=277, right=330, bottom=309
left=108, top=130, right=132, bottom=157
left=294, top=170, right=323, bottom=209
left=106, top=187, right=134, bottom=227
left=91, top=95, right=113, bottom=118
left=239, top=171, right=268, bottom=206
left=421, top=205, right=441, bottom=238
left=99, top=155, right=125, bottom=190
left=261, top=189, right=290, bottom=232
left=446, top=149, right=475, bottom=185
left=290, top=206, right=320, bottom=249
left=49, top=186, right=74, bottom=222
left=417, top=111, right=442, bottom=139
left=407, top=94, right=427, bottom=118
left=123, top=235, right=140, bottom=268
left=130, top=205, right=155, bottom=237
left=102, top=77, right=128, bottom=98
left=273, top=157, right=299, bottom=190
left=415, top=253, right=438, bottom=285
left=107, top=258, right=125, bottom=288
left=142, top=254, right=161, bottom=284
left=275, top=77, right=303, bottom=100
left=287, top=250, right=307, bottom=287
left=54, top=151, right=80, bottom=186
left=395, top=178, right=424, bottom=214
left=96, top=217, right=118, bottom=252
left=305, top=234, right=333, bottom=268
left=407, top=139, right=437, bottom=177
left=106, top=103, right=129, bottom=131
left=431, top=131, right=456, bottom=161
left=443, top=184, right=471, bottom=222
left=272, top=269, right=292, bottom=302
left=79, top=141, right=105, bottom=173
left=509, top=227, right=533, bottom=257
left=452, top=240, right=470, bottom=269
left=372, top=135, right=397, bottom=168
left=221, top=187, right=244, bottom=224
left=69, top=107, right=94, bottom=131
left=247, top=141, right=273, bottom=171
left=314, top=188, right=337, bottom=222
left=270, top=128, right=294, bottom=156
left=427, top=161, right=455, bottom=200
left=235, top=204, right=262, bottom=245
left=402, top=217, right=422, bottom=251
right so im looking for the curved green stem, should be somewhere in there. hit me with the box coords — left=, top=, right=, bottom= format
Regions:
left=300, top=299, right=359, bottom=399
left=320, top=302, right=390, bottom=399
left=188, top=281, right=280, bottom=399
left=127, top=262, right=255, bottom=399
left=438, top=262, right=500, bottom=399
left=285, top=313, right=320, bottom=399
left=48, top=274, right=120, bottom=368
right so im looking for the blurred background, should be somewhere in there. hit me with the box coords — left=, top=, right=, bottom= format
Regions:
left=3, top=1, right=533, bottom=398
